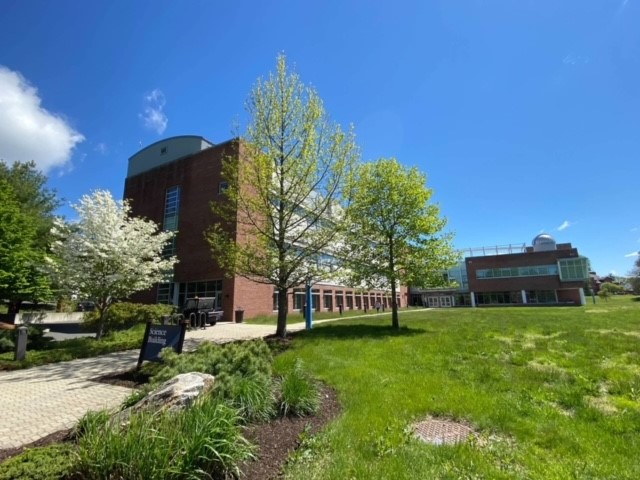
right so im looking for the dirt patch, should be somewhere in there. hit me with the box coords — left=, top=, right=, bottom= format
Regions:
left=90, top=369, right=151, bottom=388
left=240, top=385, right=340, bottom=479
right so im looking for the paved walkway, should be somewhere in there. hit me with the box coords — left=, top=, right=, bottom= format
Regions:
left=0, top=310, right=426, bottom=450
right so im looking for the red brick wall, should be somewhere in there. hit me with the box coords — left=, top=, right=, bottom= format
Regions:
left=466, top=248, right=584, bottom=293
left=124, top=140, right=238, bottom=309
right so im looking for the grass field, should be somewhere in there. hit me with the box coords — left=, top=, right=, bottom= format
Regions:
left=246, top=307, right=391, bottom=325
left=277, top=296, right=640, bottom=479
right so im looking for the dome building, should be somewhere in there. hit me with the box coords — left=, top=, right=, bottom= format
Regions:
left=410, top=234, right=590, bottom=308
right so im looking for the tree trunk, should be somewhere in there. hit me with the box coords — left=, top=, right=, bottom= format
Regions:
left=96, top=307, right=106, bottom=340
left=7, top=299, right=22, bottom=317
left=391, top=281, right=399, bottom=329
left=276, top=286, right=288, bottom=338
left=389, top=237, right=399, bottom=329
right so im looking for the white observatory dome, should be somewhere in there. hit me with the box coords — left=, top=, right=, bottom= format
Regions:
left=532, top=233, right=556, bottom=252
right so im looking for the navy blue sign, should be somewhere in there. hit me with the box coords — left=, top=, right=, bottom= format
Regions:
left=137, top=322, right=186, bottom=368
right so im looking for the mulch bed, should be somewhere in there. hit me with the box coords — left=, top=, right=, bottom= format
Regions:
left=240, top=385, right=340, bottom=479
left=0, top=379, right=341, bottom=480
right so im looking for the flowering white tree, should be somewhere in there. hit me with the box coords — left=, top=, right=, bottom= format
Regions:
left=49, top=190, right=177, bottom=339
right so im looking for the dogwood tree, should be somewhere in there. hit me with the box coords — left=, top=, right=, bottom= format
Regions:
left=49, top=190, right=177, bottom=339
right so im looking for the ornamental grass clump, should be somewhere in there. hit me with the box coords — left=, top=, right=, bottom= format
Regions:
left=279, top=358, right=320, bottom=417
left=73, top=398, right=253, bottom=479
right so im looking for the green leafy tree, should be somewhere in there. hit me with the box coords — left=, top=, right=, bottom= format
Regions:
left=629, top=256, right=640, bottom=295
left=340, top=158, right=458, bottom=329
left=598, top=282, right=624, bottom=301
left=0, top=161, right=59, bottom=316
left=49, top=190, right=177, bottom=339
left=207, top=55, right=358, bottom=338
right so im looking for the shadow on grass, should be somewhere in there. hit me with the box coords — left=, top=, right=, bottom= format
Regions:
left=631, top=296, right=640, bottom=302
left=290, top=322, right=424, bottom=340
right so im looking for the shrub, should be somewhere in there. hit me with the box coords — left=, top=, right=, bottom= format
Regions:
left=73, top=398, right=254, bottom=479
left=0, top=331, right=14, bottom=353
left=83, top=302, right=173, bottom=334
left=217, top=372, right=276, bottom=422
left=144, top=340, right=276, bottom=422
left=149, top=339, right=273, bottom=385
left=279, top=358, right=320, bottom=417
left=0, top=444, right=75, bottom=480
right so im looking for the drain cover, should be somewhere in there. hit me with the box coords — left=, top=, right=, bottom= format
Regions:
left=412, top=418, right=474, bottom=445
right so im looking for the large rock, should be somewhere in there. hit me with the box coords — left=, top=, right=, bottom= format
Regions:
left=133, top=372, right=216, bottom=413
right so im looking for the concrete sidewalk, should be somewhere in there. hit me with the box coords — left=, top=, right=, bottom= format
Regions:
left=0, top=323, right=281, bottom=450
left=0, top=309, right=426, bottom=450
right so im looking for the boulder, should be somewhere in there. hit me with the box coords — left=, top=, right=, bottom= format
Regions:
left=133, top=372, right=216, bottom=413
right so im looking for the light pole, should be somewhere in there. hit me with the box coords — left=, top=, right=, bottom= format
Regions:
left=305, top=277, right=313, bottom=329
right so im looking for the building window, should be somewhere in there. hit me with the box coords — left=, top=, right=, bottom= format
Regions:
left=219, top=182, right=229, bottom=194
left=272, top=290, right=278, bottom=311
left=475, top=291, right=523, bottom=305
left=558, top=257, right=590, bottom=282
left=476, top=264, right=558, bottom=280
left=346, top=292, right=353, bottom=309
left=526, top=290, right=557, bottom=304
left=178, top=280, right=223, bottom=308
left=323, top=291, right=333, bottom=310
left=294, top=288, right=305, bottom=310
left=157, top=282, right=173, bottom=304
left=162, top=186, right=181, bottom=257
left=160, top=146, right=168, bottom=155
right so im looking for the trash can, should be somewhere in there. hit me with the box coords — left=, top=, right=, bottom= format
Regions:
left=235, top=309, right=244, bottom=323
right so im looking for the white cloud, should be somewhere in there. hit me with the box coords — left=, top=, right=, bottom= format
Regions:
left=0, top=65, right=84, bottom=173
left=139, top=88, right=167, bottom=134
left=624, top=251, right=639, bottom=257
left=94, top=142, right=108, bottom=155
left=557, top=220, right=572, bottom=231
left=563, top=54, right=589, bottom=66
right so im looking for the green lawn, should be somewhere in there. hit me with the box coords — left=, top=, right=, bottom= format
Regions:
left=277, top=296, right=640, bottom=479
left=0, top=324, right=145, bottom=370
left=247, top=307, right=403, bottom=325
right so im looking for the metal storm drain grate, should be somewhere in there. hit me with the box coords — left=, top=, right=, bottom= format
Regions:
left=412, top=418, right=475, bottom=445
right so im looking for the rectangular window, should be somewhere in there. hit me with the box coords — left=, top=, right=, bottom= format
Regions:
left=558, top=257, right=590, bottom=282
left=178, top=280, right=222, bottom=308
left=355, top=295, right=362, bottom=309
left=157, top=282, right=172, bottom=304
left=219, top=182, right=229, bottom=194
left=346, top=292, right=353, bottom=309
left=476, top=264, right=558, bottom=280
left=162, top=186, right=181, bottom=258
left=294, top=288, right=305, bottom=310
left=323, top=291, right=333, bottom=310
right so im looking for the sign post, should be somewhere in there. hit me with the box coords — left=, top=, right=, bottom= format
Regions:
left=137, top=320, right=187, bottom=369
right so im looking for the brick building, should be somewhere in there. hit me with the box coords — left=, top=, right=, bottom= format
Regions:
left=123, top=135, right=405, bottom=322
left=410, top=234, right=590, bottom=307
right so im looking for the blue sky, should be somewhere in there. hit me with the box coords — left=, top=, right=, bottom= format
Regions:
left=1, top=0, right=638, bottom=276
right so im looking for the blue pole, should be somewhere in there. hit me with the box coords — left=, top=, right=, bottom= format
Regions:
left=305, top=281, right=313, bottom=329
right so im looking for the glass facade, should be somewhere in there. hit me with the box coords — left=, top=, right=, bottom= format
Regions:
left=162, top=186, right=180, bottom=258
left=178, top=280, right=223, bottom=309
left=448, top=262, right=469, bottom=290
left=157, top=186, right=181, bottom=304
left=476, top=264, right=558, bottom=279
left=558, top=257, right=590, bottom=282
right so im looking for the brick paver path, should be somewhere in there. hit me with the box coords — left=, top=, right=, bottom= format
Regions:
left=0, top=310, right=425, bottom=449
